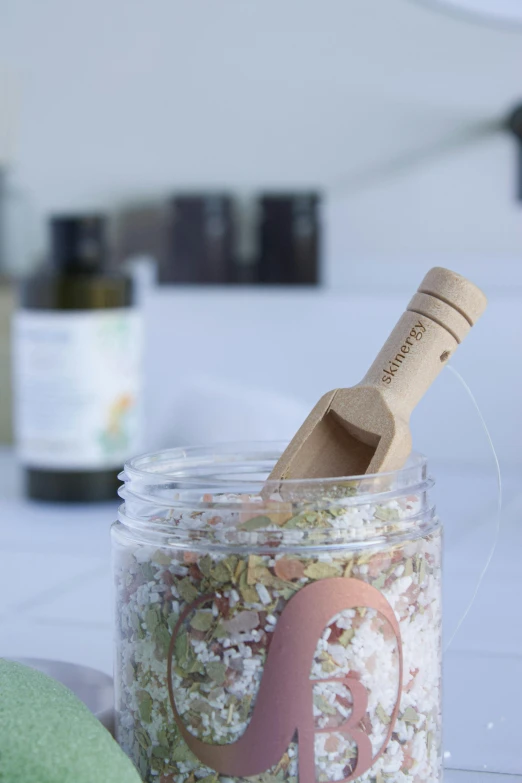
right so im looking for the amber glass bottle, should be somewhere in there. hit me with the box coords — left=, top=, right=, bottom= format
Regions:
left=14, top=215, right=142, bottom=502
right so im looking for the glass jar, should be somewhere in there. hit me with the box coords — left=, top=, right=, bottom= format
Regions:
left=112, top=443, right=442, bottom=783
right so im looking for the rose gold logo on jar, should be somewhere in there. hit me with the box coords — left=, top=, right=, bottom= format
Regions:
left=168, top=577, right=403, bottom=783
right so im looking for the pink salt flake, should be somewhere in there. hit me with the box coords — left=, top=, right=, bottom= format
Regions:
left=382, top=622, right=397, bottom=641
left=403, top=742, right=415, bottom=771
left=405, top=668, right=419, bottom=692
left=324, top=735, right=340, bottom=753
left=368, top=552, right=391, bottom=578
left=274, top=557, right=306, bottom=581
left=222, top=610, right=260, bottom=635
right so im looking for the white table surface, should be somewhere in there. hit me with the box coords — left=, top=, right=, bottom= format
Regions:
left=0, top=448, right=520, bottom=780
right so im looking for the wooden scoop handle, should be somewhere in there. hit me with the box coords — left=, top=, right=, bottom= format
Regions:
left=360, top=267, right=487, bottom=418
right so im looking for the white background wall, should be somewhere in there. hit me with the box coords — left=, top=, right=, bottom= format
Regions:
left=1, top=0, right=521, bottom=467
left=141, top=287, right=521, bottom=472
left=2, top=0, right=522, bottom=287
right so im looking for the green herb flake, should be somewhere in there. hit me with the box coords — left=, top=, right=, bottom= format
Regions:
left=178, top=578, right=199, bottom=603
left=223, top=554, right=239, bottom=577
left=210, top=561, right=233, bottom=584
left=342, top=746, right=356, bottom=761
left=270, top=576, right=298, bottom=593
left=238, top=694, right=253, bottom=721
left=205, top=661, right=227, bottom=685
left=313, top=694, right=338, bottom=716
left=152, top=549, right=172, bottom=566
left=374, top=506, right=400, bottom=522
left=402, top=706, right=420, bottom=724
left=198, top=554, right=213, bottom=577
left=279, top=585, right=299, bottom=600
left=226, top=702, right=235, bottom=724
left=172, top=741, right=198, bottom=764
left=213, top=621, right=227, bottom=639
left=319, top=652, right=338, bottom=674
left=372, top=573, right=386, bottom=590
left=190, top=611, right=214, bottom=632
left=304, top=562, right=341, bottom=580
left=157, top=729, right=168, bottom=747
left=152, top=744, right=170, bottom=759
left=154, top=624, right=172, bottom=657
left=135, top=727, right=151, bottom=750
left=247, top=554, right=267, bottom=585
left=404, top=557, right=413, bottom=577
left=239, top=570, right=259, bottom=603
left=187, top=658, right=204, bottom=675
left=238, top=515, right=272, bottom=531
left=343, top=561, right=354, bottom=578
left=130, top=611, right=142, bottom=632
left=339, top=628, right=355, bottom=647
left=125, top=660, right=135, bottom=687
left=137, top=690, right=153, bottom=723
left=283, top=515, right=307, bottom=530
left=138, top=752, right=148, bottom=778
left=138, top=669, right=152, bottom=688
left=248, top=563, right=274, bottom=587
left=145, top=607, right=160, bottom=634
left=174, top=630, right=189, bottom=663
left=141, top=562, right=155, bottom=582
left=376, top=703, right=391, bottom=725
left=234, top=558, right=246, bottom=581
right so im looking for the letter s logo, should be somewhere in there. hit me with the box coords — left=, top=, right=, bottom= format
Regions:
left=168, top=577, right=403, bottom=783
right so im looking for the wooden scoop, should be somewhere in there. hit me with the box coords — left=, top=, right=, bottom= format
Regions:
left=269, top=267, right=487, bottom=480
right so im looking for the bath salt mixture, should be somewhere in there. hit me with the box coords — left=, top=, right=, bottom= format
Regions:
left=114, top=490, right=442, bottom=783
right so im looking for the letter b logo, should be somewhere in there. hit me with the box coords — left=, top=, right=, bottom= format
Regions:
left=168, top=578, right=403, bottom=783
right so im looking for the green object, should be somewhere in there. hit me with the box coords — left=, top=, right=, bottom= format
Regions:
left=0, top=659, right=141, bottom=783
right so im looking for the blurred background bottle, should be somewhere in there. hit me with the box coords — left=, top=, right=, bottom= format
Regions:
left=114, top=191, right=321, bottom=286
left=13, top=215, right=143, bottom=502
left=0, top=168, right=14, bottom=445
left=0, top=168, right=35, bottom=445
left=257, top=193, right=320, bottom=285
left=164, top=194, right=236, bottom=283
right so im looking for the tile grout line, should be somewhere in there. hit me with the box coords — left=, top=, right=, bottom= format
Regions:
left=446, top=768, right=522, bottom=779
left=445, top=648, right=522, bottom=661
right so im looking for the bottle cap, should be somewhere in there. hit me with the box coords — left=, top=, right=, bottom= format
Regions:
left=51, top=215, right=106, bottom=273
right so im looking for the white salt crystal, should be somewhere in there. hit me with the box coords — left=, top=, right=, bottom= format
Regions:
left=255, top=583, right=271, bottom=605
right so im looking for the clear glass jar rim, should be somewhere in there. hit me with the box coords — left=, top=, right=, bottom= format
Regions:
left=121, top=441, right=428, bottom=489
left=117, top=443, right=436, bottom=549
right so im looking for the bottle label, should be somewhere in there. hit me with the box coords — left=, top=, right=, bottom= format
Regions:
left=13, top=308, right=143, bottom=470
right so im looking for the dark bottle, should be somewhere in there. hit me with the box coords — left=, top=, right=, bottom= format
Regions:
left=13, top=215, right=142, bottom=502
left=257, top=193, right=321, bottom=285
left=164, top=194, right=236, bottom=283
